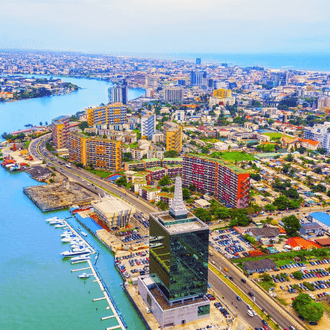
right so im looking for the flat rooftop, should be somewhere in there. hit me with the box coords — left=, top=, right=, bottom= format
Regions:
left=151, top=211, right=208, bottom=234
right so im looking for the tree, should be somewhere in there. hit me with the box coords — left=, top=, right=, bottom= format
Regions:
left=250, top=173, right=261, bottom=181
left=282, top=215, right=301, bottom=236
left=292, top=271, right=303, bottom=280
left=164, top=150, right=178, bottom=158
left=182, top=188, right=190, bottom=200
left=292, top=293, right=324, bottom=322
left=214, top=207, right=230, bottom=219
left=116, top=176, right=127, bottom=187
left=283, top=188, right=300, bottom=200
left=39, top=122, right=43, bottom=126
left=156, top=200, right=169, bottom=211
left=265, top=204, right=277, bottom=212
left=194, top=208, right=212, bottom=222
left=189, top=184, right=196, bottom=192
left=78, top=121, right=89, bottom=131
left=159, top=175, right=171, bottom=186
left=317, top=148, right=327, bottom=155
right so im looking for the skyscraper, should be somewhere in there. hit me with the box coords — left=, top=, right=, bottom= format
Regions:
left=164, top=87, right=183, bottom=103
left=196, top=58, right=201, bottom=65
left=138, top=177, right=210, bottom=327
left=190, top=70, right=206, bottom=86
left=141, top=112, right=156, bottom=139
left=108, top=80, right=128, bottom=104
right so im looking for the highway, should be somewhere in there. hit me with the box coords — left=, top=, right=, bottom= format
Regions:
left=209, top=252, right=305, bottom=330
left=29, top=135, right=157, bottom=218
left=208, top=270, right=266, bottom=329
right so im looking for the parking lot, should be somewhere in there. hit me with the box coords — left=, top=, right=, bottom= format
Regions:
left=210, top=228, right=254, bottom=258
left=115, top=250, right=150, bottom=279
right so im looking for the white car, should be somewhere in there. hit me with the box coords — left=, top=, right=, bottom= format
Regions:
left=247, top=310, right=254, bottom=317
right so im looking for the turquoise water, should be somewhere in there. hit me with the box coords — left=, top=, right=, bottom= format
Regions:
left=0, top=78, right=146, bottom=330
left=0, top=75, right=144, bottom=134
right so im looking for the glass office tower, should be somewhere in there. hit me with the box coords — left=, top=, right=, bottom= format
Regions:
left=149, top=177, right=209, bottom=303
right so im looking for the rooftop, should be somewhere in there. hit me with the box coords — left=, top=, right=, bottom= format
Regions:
left=92, top=196, right=134, bottom=214
left=185, top=153, right=247, bottom=174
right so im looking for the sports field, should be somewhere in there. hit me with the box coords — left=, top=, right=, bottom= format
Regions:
left=262, top=132, right=286, bottom=140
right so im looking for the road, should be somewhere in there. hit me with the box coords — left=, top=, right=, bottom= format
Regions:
left=29, top=135, right=157, bottom=217
left=209, top=252, right=305, bottom=330
left=208, top=270, right=266, bottom=329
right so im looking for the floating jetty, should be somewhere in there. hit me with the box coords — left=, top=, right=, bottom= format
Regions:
left=88, top=259, right=126, bottom=330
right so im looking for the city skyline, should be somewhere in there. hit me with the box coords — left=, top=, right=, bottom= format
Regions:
left=1, top=0, right=330, bottom=54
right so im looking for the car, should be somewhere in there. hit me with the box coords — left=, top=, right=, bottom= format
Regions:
left=248, top=291, right=254, bottom=297
left=309, top=321, right=318, bottom=325
left=229, top=276, right=234, bottom=280
left=298, top=315, right=305, bottom=321
left=289, top=327, right=296, bottom=330
left=236, top=296, right=242, bottom=301
left=262, top=320, right=268, bottom=325
left=241, top=278, right=247, bottom=283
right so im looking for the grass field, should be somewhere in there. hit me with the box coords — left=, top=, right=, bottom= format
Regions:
left=211, top=151, right=255, bottom=162
left=85, top=169, right=112, bottom=178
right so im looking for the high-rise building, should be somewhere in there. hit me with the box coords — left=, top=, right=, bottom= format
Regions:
left=138, top=176, right=210, bottom=328
left=86, top=102, right=127, bottom=127
left=164, top=87, right=183, bottom=103
left=141, top=112, right=156, bottom=139
left=51, top=115, right=69, bottom=149
left=108, top=80, right=128, bottom=104
left=164, top=121, right=182, bottom=153
left=68, top=132, right=121, bottom=171
left=213, top=88, right=232, bottom=99
left=183, top=154, right=250, bottom=208
left=190, top=70, right=206, bottom=86
left=196, top=58, right=201, bottom=65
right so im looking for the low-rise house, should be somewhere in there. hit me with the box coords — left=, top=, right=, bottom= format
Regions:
left=300, top=223, right=323, bottom=237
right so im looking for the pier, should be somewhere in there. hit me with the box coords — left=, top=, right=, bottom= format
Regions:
left=87, top=260, right=126, bottom=330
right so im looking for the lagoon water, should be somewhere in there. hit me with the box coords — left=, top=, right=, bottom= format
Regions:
left=0, top=78, right=146, bottom=330
left=0, top=76, right=144, bottom=134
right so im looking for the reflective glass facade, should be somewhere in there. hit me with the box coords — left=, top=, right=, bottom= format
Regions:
left=149, top=214, right=209, bottom=302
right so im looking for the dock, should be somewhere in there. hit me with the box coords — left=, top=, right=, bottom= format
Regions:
left=87, top=260, right=126, bottom=330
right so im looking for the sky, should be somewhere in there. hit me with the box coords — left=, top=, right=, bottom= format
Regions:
left=1, top=0, right=330, bottom=55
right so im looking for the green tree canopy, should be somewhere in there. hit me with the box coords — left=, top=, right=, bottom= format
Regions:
left=194, top=208, right=212, bottom=222
left=282, top=215, right=301, bottom=236
left=164, top=150, right=178, bottom=158
left=159, top=175, right=171, bottom=186
left=292, top=293, right=324, bottom=322
left=78, top=121, right=89, bottom=131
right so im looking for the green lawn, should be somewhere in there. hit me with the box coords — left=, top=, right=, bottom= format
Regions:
left=210, top=151, right=255, bottom=162
left=201, top=138, right=222, bottom=143
left=85, top=169, right=112, bottom=178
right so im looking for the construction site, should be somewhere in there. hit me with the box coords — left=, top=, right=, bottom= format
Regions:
left=23, top=181, right=96, bottom=212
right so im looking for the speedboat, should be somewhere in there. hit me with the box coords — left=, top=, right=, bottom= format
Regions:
left=81, top=232, right=87, bottom=237
left=61, top=231, right=73, bottom=237
left=77, top=227, right=81, bottom=231
left=78, top=273, right=90, bottom=279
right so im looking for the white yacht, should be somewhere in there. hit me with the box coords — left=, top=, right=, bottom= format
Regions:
left=71, top=255, right=90, bottom=262
left=78, top=273, right=90, bottom=279
left=61, top=248, right=90, bottom=257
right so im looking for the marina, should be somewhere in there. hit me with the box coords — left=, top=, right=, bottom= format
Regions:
left=46, top=216, right=127, bottom=330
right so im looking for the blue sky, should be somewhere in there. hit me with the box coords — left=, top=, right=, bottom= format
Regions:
left=1, top=0, right=330, bottom=54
